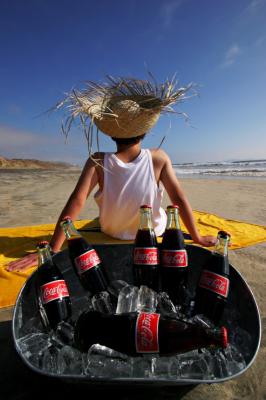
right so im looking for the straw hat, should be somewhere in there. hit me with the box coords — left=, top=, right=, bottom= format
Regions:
left=55, top=75, right=194, bottom=142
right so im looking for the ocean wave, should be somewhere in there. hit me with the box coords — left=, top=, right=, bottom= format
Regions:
left=173, top=167, right=266, bottom=177
left=172, top=159, right=266, bottom=177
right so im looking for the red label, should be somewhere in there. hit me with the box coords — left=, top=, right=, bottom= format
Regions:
left=41, top=280, right=69, bottom=304
left=74, top=249, right=101, bottom=274
left=162, top=249, right=188, bottom=267
left=136, top=312, right=160, bottom=353
left=199, top=270, right=229, bottom=298
left=134, top=247, right=159, bottom=265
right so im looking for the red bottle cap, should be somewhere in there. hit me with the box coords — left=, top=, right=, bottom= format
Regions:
left=61, top=215, right=72, bottom=222
left=37, top=241, right=49, bottom=247
left=140, top=205, right=151, bottom=209
left=220, top=326, right=228, bottom=348
left=167, top=204, right=179, bottom=209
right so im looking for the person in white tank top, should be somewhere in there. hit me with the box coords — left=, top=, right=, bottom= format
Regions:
left=94, top=147, right=166, bottom=239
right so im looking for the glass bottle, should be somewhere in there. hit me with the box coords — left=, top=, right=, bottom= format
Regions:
left=193, top=231, right=231, bottom=324
left=133, top=205, right=159, bottom=291
left=36, top=241, right=72, bottom=330
left=160, top=205, right=189, bottom=305
left=60, top=216, right=109, bottom=295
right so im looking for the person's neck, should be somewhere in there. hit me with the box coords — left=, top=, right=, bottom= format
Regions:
left=115, top=143, right=142, bottom=163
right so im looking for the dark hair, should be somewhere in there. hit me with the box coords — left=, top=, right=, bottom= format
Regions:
left=111, top=134, right=146, bottom=146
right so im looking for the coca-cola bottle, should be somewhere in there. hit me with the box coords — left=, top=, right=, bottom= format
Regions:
left=73, top=310, right=228, bottom=355
left=36, top=241, right=72, bottom=330
left=160, top=205, right=189, bottom=305
left=193, top=231, right=231, bottom=325
left=133, top=205, right=159, bottom=291
left=60, top=216, right=109, bottom=295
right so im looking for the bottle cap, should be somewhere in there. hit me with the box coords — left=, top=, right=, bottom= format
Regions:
left=218, top=231, right=231, bottom=239
left=167, top=204, right=179, bottom=209
left=61, top=216, right=72, bottom=222
left=140, top=205, right=151, bottom=209
left=36, top=241, right=49, bottom=248
left=220, top=326, right=228, bottom=348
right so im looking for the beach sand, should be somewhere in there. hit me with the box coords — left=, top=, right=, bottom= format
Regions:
left=0, top=169, right=265, bottom=399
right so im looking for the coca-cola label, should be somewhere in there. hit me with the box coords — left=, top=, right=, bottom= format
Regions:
left=134, top=247, right=159, bottom=265
left=199, top=270, right=229, bottom=298
left=74, top=249, right=101, bottom=275
left=136, top=312, right=160, bottom=353
left=41, top=280, right=69, bottom=304
left=162, top=249, right=188, bottom=267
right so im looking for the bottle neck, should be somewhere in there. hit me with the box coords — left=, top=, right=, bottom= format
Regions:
left=37, top=246, right=53, bottom=267
left=139, top=209, right=153, bottom=230
left=166, top=208, right=180, bottom=230
left=214, top=236, right=229, bottom=257
left=61, top=220, right=81, bottom=240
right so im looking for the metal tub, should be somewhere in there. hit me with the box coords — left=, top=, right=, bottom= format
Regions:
left=12, top=244, right=261, bottom=386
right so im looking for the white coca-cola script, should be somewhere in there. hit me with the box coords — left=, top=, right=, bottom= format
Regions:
left=134, top=247, right=159, bottom=265
left=136, top=312, right=160, bottom=353
left=162, top=249, right=188, bottom=267
left=199, top=270, right=229, bottom=298
left=41, top=280, right=69, bottom=304
left=74, top=249, right=101, bottom=274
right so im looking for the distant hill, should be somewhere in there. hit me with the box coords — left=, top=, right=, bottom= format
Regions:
left=0, top=156, right=80, bottom=170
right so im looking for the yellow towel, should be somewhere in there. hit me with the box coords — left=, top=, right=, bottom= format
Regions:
left=0, top=212, right=266, bottom=309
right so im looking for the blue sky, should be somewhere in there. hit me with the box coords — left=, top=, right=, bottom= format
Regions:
left=0, top=0, right=265, bottom=165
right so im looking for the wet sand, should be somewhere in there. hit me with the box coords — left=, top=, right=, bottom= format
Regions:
left=0, top=169, right=265, bottom=399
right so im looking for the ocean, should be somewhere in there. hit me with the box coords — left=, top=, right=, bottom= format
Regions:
left=173, top=159, right=266, bottom=178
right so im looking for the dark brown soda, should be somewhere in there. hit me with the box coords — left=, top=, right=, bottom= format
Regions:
left=193, top=252, right=229, bottom=325
left=67, top=237, right=109, bottom=295
left=36, top=259, right=72, bottom=330
left=160, top=228, right=188, bottom=305
left=133, top=228, right=159, bottom=291
left=74, top=311, right=228, bottom=355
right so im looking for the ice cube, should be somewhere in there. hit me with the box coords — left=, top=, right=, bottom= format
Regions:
left=137, top=286, right=158, bottom=313
left=91, top=291, right=115, bottom=314
left=156, top=291, right=178, bottom=317
left=107, top=280, right=129, bottom=298
left=84, top=344, right=132, bottom=378
left=57, top=345, right=83, bottom=375
left=151, top=355, right=180, bottom=379
left=178, top=350, right=212, bottom=380
left=18, top=332, right=51, bottom=355
left=41, top=346, right=60, bottom=373
left=116, top=285, right=139, bottom=314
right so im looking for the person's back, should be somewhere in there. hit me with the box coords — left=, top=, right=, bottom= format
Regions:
left=93, top=141, right=167, bottom=239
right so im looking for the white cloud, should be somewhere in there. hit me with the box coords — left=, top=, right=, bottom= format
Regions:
left=221, top=44, right=242, bottom=68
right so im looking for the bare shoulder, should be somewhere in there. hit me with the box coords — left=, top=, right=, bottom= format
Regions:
left=149, top=148, right=173, bottom=183
left=81, top=152, right=104, bottom=169
left=150, top=148, right=171, bottom=165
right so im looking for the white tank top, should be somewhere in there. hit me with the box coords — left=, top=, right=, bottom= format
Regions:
left=94, top=149, right=167, bottom=240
